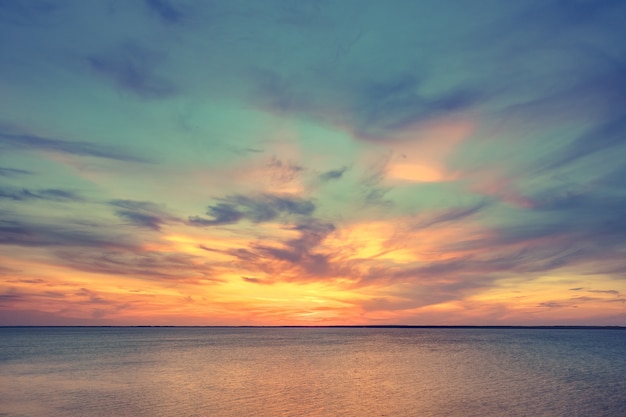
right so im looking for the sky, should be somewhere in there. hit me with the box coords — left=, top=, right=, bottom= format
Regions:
left=1, top=0, right=625, bottom=326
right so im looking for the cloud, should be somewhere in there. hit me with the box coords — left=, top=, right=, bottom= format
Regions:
left=598, top=165, right=626, bottom=189
left=69, top=287, right=132, bottom=319
left=587, top=289, right=620, bottom=296
left=500, top=0, right=624, bottom=41
left=493, top=52, right=626, bottom=127
left=571, top=296, right=625, bottom=304
left=414, top=201, right=489, bottom=230
left=257, top=221, right=335, bottom=275
left=189, top=203, right=244, bottom=226
left=185, top=192, right=339, bottom=282
left=356, top=158, right=393, bottom=208
left=0, top=167, right=32, bottom=177
left=190, top=193, right=315, bottom=226
left=5, top=278, right=45, bottom=284
left=115, top=211, right=164, bottom=231
left=110, top=199, right=166, bottom=211
left=0, top=286, right=128, bottom=321
left=351, top=78, right=483, bottom=140
left=54, top=248, right=220, bottom=284
left=440, top=231, right=614, bottom=281
left=225, top=219, right=337, bottom=282
left=349, top=213, right=625, bottom=311
left=433, top=184, right=626, bottom=280
left=209, top=218, right=337, bottom=283
left=0, top=288, right=27, bottom=304
left=0, top=216, right=133, bottom=249
left=0, top=186, right=83, bottom=202
left=250, top=68, right=484, bottom=141
left=539, top=116, right=626, bottom=172
left=539, top=289, right=626, bottom=311
left=267, top=157, right=304, bottom=183
left=88, top=42, right=178, bottom=99
left=319, top=167, right=347, bottom=182
left=359, top=272, right=495, bottom=312
left=144, top=0, right=185, bottom=24
left=517, top=190, right=626, bottom=247
left=238, top=0, right=626, bottom=150
left=110, top=199, right=179, bottom=231
left=241, top=276, right=271, bottom=285
left=0, top=132, right=149, bottom=162
left=0, top=265, right=20, bottom=276
left=538, top=301, right=569, bottom=309
left=0, top=212, right=216, bottom=284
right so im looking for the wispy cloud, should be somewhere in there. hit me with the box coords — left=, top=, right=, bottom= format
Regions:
left=144, top=0, right=185, bottom=24
left=588, top=289, right=620, bottom=296
left=0, top=167, right=32, bottom=177
left=0, top=216, right=133, bottom=249
left=539, top=117, right=626, bottom=172
left=241, top=276, right=272, bottom=285
left=319, top=167, right=347, bottom=182
left=0, top=132, right=149, bottom=162
left=190, top=193, right=315, bottom=226
left=0, top=186, right=83, bottom=202
left=414, top=201, right=489, bottom=230
left=252, top=220, right=336, bottom=278
left=110, top=199, right=180, bottom=231
left=87, top=43, right=178, bottom=99
left=54, top=248, right=217, bottom=284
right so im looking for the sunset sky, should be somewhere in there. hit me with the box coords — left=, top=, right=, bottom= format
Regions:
left=1, top=0, right=625, bottom=326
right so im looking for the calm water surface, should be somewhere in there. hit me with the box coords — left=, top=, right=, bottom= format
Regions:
left=1, top=327, right=625, bottom=417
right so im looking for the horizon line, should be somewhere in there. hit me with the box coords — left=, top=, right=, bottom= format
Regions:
left=2, top=325, right=624, bottom=329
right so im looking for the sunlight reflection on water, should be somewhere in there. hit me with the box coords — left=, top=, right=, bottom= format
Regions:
left=1, top=327, right=625, bottom=417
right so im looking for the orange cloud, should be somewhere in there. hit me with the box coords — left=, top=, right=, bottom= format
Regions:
left=384, top=117, right=474, bottom=184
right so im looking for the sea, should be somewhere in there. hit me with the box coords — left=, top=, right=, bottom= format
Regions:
left=1, top=327, right=625, bottom=417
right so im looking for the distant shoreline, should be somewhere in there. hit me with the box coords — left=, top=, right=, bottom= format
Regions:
left=2, top=325, right=624, bottom=330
